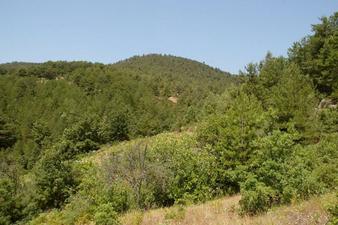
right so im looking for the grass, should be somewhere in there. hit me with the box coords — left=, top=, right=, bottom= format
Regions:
left=83, top=131, right=192, bottom=165
left=120, top=193, right=336, bottom=225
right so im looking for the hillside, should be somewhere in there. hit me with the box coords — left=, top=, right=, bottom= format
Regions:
left=113, top=54, right=234, bottom=96
left=121, top=193, right=336, bottom=225
left=111, top=54, right=237, bottom=115
left=0, top=56, right=239, bottom=224
left=1, top=13, right=337, bottom=225
left=27, top=130, right=338, bottom=225
left=114, top=54, right=231, bottom=78
left=0, top=54, right=237, bottom=149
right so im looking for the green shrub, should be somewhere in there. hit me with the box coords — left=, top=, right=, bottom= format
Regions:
left=59, top=195, right=92, bottom=225
left=101, top=133, right=218, bottom=210
left=239, top=176, right=276, bottom=215
left=327, top=204, right=338, bottom=225
left=108, top=181, right=135, bottom=213
left=93, top=203, right=120, bottom=225
left=327, top=193, right=338, bottom=225
left=33, top=149, right=76, bottom=210
left=28, top=209, right=64, bottom=225
left=285, top=164, right=324, bottom=199
left=0, top=178, right=18, bottom=225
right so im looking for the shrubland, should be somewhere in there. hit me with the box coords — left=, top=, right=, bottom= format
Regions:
left=0, top=12, right=337, bottom=225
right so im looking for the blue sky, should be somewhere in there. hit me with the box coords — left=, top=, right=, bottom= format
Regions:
left=0, top=1, right=336, bottom=73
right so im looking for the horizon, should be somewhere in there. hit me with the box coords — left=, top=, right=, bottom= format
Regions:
left=0, top=53, right=237, bottom=74
left=1, top=0, right=336, bottom=73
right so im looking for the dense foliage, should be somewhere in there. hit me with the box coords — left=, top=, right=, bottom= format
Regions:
left=0, top=13, right=337, bottom=225
left=0, top=55, right=236, bottom=224
left=289, top=12, right=338, bottom=96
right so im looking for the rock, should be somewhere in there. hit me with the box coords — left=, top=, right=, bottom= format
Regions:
left=318, top=98, right=337, bottom=109
left=168, top=96, right=178, bottom=104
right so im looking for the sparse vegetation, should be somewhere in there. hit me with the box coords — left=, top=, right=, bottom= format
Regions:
left=121, top=193, right=337, bottom=225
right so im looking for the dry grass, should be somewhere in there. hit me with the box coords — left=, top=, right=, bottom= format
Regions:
left=120, top=193, right=335, bottom=225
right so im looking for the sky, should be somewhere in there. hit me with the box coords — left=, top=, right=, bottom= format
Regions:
left=0, top=1, right=336, bottom=73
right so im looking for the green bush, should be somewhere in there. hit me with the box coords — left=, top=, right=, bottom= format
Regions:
left=0, top=178, right=19, bottom=225
left=285, top=164, right=324, bottom=199
left=99, top=133, right=219, bottom=210
left=239, top=176, right=276, bottom=215
left=108, top=181, right=135, bottom=213
left=327, top=203, right=338, bottom=225
left=93, top=203, right=120, bottom=225
left=33, top=149, right=76, bottom=210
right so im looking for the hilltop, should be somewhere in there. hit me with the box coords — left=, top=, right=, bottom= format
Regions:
left=113, top=54, right=233, bottom=86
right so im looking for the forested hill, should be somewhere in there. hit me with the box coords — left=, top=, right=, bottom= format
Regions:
left=112, top=54, right=236, bottom=110
left=0, top=55, right=237, bottom=169
left=114, top=54, right=231, bottom=76
left=0, top=54, right=235, bottom=99
left=1, top=12, right=337, bottom=225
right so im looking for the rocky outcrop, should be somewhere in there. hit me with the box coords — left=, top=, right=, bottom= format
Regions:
left=318, top=98, right=337, bottom=109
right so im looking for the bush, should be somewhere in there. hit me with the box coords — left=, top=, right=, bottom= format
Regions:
left=239, top=176, right=276, bottom=215
left=285, top=164, right=324, bottom=200
left=98, top=132, right=220, bottom=211
left=0, top=178, right=18, bottom=225
left=93, top=203, right=120, bottom=225
left=33, top=149, right=77, bottom=210
left=28, top=209, right=64, bottom=225
left=327, top=204, right=338, bottom=225
left=108, top=181, right=135, bottom=213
